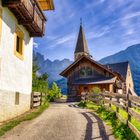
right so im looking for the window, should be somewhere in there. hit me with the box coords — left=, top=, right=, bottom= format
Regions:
left=80, top=67, right=92, bottom=77
left=15, top=92, right=20, bottom=105
left=80, top=67, right=86, bottom=77
left=87, top=67, right=92, bottom=76
left=14, top=26, right=24, bottom=60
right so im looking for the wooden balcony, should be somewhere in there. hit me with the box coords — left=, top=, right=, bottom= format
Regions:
left=2, top=0, right=47, bottom=37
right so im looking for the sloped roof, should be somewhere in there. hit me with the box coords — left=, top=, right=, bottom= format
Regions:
left=104, top=61, right=129, bottom=79
left=60, top=55, right=116, bottom=77
left=74, top=25, right=89, bottom=54
left=73, top=77, right=117, bottom=85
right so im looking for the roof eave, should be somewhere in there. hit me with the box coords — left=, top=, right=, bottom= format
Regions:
left=37, top=0, right=55, bottom=11
left=59, top=55, right=117, bottom=78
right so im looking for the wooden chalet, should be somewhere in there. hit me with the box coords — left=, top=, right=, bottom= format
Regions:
left=60, top=24, right=134, bottom=101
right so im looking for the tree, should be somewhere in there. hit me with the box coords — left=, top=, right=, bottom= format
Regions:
left=47, top=82, right=62, bottom=101
left=32, top=57, right=49, bottom=94
left=41, top=73, right=48, bottom=81
left=51, top=82, right=62, bottom=98
left=32, top=56, right=40, bottom=81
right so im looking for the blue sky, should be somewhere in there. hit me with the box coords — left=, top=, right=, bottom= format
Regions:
left=34, top=0, right=140, bottom=61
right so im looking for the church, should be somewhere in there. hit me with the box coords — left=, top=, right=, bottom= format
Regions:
left=60, top=24, right=134, bottom=100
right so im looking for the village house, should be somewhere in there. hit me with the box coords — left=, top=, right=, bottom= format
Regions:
left=60, top=24, right=134, bottom=101
left=0, top=0, right=54, bottom=122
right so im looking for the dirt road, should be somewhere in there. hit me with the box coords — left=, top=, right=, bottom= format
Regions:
left=0, top=103, right=116, bottom=140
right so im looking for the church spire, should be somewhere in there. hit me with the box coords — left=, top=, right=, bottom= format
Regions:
left=74, top=21, right=90, bottom=60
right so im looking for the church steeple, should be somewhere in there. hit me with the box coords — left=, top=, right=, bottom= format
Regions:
left=74, top=22, right=90, bottom=60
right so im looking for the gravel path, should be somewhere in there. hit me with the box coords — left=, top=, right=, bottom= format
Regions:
left=0, top=103, right=116, bottom=140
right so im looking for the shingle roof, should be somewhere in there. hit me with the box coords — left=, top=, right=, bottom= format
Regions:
left=104, top=61, right=129, bottom=79
left=73, top=77, right=117, bottom=85
left=74, top=25, right=89, bottom=54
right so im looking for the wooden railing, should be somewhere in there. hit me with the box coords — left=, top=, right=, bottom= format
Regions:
left=30, top=92, right=46, bottom=108
left=22, top=0, right=34, bottom=17
left=87, top=91, right=140, bottom=139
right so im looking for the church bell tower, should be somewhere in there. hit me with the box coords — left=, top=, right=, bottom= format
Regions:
left=74, top=22, right=91, bottom=60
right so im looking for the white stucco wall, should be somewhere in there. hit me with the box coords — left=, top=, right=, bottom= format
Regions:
left=126, top=64, right=134, bottom=94
left=0, top=4, right=33, bottom=94
left=0, top=1, right=33, bottom=122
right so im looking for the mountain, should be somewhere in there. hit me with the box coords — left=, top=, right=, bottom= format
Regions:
left=33, top=51, right=72, bottom=88
left=100, top=44, right=140, bottom=95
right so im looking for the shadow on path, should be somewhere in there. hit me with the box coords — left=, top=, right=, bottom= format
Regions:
left=82, top=112, right=110, bottom=140
left=68, top=104, right=114, bottom=140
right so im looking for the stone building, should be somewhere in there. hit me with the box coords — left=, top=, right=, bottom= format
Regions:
left=0, top=0, right=54, bottom=122
left=60, top=24, right=134, bottom=100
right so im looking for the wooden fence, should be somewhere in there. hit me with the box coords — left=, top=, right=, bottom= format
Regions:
left=88, top=91, right=140, bottom=139
left=31, top=92, right=45, bottom=108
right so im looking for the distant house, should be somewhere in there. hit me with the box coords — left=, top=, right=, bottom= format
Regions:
left=0, top=0, right=54, bottom=122
left=60, top=24, right=134, bottom=100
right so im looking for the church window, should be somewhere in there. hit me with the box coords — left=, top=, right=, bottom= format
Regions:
left=80, top=67, right=86, bottom=77
left=80, top=67, right=92, bottom=77
left=86, top=67, right=92, bottom=76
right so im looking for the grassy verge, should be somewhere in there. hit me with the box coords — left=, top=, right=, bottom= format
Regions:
left=0, top=102, right=49, bottom=137
left=111, top=105, right=140, bottom=131
left=78, top=101, right=139, bottom=140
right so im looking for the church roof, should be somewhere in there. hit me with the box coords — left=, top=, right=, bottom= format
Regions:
left=104, top=61, right=129, bottom=79
left=60, top=55, right=116, bottom=77
left=74, top=25, right=89, bottom=54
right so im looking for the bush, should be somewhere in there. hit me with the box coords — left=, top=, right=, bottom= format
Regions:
left=90, top=87, right=101, bottom=94
left=78, top=101, right=87, bottom=108
left=47, top=82, right=62, bottom=102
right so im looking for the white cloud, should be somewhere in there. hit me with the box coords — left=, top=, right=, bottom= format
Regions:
left=87, top=26, right=111, bottom=39
left=112, top=11, right=140, bottom=25
left=122, top=11, right=140, bottom=21
left=49, top=33, right=75, bottom=48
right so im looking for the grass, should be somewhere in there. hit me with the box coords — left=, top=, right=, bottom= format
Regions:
left=78, top=101, right=139, bottom=140
left=110, top=104, right=140, bottom=131
left=0, top=102, right=49, bottom=137
left=133, top=108, right=140, bottom=114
